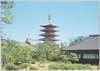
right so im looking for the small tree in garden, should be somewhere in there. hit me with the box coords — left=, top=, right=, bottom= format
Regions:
left=47, top=48, right=60, bottom=61
left=59, top=55, right=69, bottom=63
left=68, top=53, right=79, bottom=62
left=29, top=51, right=36, bottom=58
left=36, top=44, right=51, bottom=67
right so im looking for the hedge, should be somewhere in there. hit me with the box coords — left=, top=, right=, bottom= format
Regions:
left=48, top=63, right=93, bottom=70
left=20, top=63, right=32, bottom=69
left=30, top=67, right=39, bottom=70
left=5, top=63, right=19, bottom=70
left=31, top=60, right=36, bottom=64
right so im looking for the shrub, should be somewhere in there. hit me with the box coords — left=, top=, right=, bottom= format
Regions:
left=30, top=67, right=39, bottom=70
left=29, top=55, right=32, bottom=61
left=48, top=63, right=93, bottom=70
left=59, top=55, right=69, bottom=63
left=49, top=63, right=70, bottom=70
left=5, top=63, right=19, bottom=70
left=47, top=61, right=51, bottom=63
left=68, top=64, right=92, bottom=70
left=31, top=60, right=36, bottom=64
left=30, top=51, right=36, bottom=58
left=66, top=61, right=72, bottom=64
left=85, top=64, right=91, bottom=66
left=20, top=63, right=31, bottom=69
left=21, top=57, right=30, bottom=63
left=68, top=53, right=79, bottom=62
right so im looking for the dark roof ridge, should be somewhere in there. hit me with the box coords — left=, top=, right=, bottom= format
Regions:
left=26, top=38, right=39, bottom=41
left=89, top=34, right=99, bottom=37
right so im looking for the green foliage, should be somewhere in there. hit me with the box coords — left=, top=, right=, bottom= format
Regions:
left=68, top=53, right=79, bottom=62
left=20, top=57, right=30, bottom=63
left=49, top=63, right=70, bottom=70
left=1, top=40, right=33, bottom=70
left=36, top=44, right=78, bottom=64
left=30, top=67, right=39, bottom=70
left=69, top=37, right=85, bottom=46
left=1, top=1, right=14, bottom=24
left=48, top=49, right=60, bottom=61
left=46, top=60, right=51, bottom=63
left=48, top=63, right=93, bottom=70
left=60, top=42, right=67, bottom=48
left=20, top=63, right=31, bottom=69
left=59, top=55, right=69, bottom=63
left=60, top=50, right=66, bottom=55
left=31, top=60, right=36, bottom=64
left=30, top=51, right=36, bottom=58
left=5, top=63, right=19, bottom=70
left=68, top=64, right=93, bottom=70
left=58, top=51, right=78, bottom=63
left=36, top=44, right=53, bottom=67
left=85, top=64, right=91, bottom=66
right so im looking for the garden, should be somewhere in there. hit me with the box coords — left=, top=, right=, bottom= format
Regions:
left=1, top=40, right=95, bottom=70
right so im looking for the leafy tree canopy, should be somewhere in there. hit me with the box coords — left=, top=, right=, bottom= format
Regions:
left=1, top=1, right=14, bottom=24
left=1, top=39, right=33, bottom=70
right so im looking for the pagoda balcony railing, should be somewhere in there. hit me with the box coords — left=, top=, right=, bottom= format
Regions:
left=43, top=37, right=56, bottom=40
left=44, top=32, right=55, bottom=35
left=40, top=28, right=56, bottom=31
left=44, top=28, right=55, bottom=30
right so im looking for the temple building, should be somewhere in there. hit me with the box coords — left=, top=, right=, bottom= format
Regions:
left=39, top=11, right=59, bottom=46
left=62, top=35, right=99, bottom=64
left=25, top=38, right=41, bottom=45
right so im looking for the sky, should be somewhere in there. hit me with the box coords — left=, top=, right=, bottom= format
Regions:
left=2, top=1, right=99, bottom=45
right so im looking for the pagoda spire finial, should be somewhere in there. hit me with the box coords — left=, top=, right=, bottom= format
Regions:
left=48, top=9, right=51, bottom=23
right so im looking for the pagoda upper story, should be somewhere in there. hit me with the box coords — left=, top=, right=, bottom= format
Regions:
left=39, top=10, right=59, bottom=46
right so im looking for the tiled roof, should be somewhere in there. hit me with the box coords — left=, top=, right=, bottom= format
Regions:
left=40, top=22, right=58, bottom=27
left=62, top=35, right=99, bottom=51
left=25, top=38, right=41, bottom=45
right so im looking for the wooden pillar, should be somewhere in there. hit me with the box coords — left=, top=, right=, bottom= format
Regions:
left=98, top=53, right=99, bottom=59
left=81, top=53, right=83, bottom=59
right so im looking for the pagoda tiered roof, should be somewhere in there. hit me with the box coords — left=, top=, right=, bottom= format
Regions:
left=39, top=33, right=59, bottom=36
left=40, top=29, right=59, bottom=32
left=40, top=23, right=58, bottom=27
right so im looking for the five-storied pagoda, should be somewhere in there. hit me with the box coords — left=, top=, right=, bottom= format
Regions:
left=39, top=10, right=59, bottom=46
